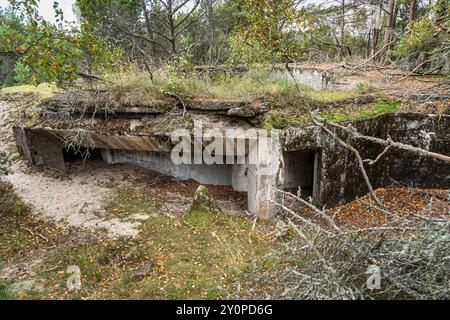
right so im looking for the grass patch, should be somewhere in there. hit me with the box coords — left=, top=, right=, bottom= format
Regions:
left=105, top=188, right=161, bottom=219
left=125, top=211, right=275, bottom=299
left=306, top=90, right=357, bottom=103
left=104, top=68, right=367, bottom=108
left=261, top=110, right=309, bottom=129
left=0, top=279, right=15, bottom=300
left=0, top=180, right=51, bottom=266
left=36, top=208, right=276, bottom=300
left=0, top=180, right=54, bottom=300
left=106, top=68, right=302, bottom=101
left=320, top=101, right=402, bottom=123
left=0, top=180, right=277, bottom=300
left=0, top=180, right=29, bottom=217
left=0, top=84, right=57, bottom=100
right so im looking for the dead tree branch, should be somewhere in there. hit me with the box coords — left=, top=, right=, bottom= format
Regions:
left=311, top=116, right=385, bottom=208
left=322, top=119, right=450, bottom=164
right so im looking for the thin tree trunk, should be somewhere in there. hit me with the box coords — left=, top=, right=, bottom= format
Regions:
left=380, top=0, right=396, bottom=64
left=370, top=29, right=379, bottom=57
left=141, top=0, right=157, bottom=63
left=392, top=2, right=399, bottom=29
left=408, top=0, right=417, bottom=25
left=340, top=0, right=345, bottom=59
left=368, top=4, right=381, bottom=57
left=166, top=0, right=177, bottom=54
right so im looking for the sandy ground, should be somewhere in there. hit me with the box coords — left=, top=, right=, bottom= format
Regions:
left=3, top=158, right=245, bottom=238
left=4, top=162, right=144, bottom=238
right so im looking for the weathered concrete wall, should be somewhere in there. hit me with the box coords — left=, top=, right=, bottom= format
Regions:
left=101, top=149, right=234, bottom=186
left=283, top=113, right=450, bottom=207
left=102, top=149, right=252, bottom=192
left=13, top=127, right=33, bottom=163
left=231, top=163, right=248, bottom=192
left=247, top=132, right=283, bottom=218
left=272, top=68, right=331, bottom=91
left=13, top=127, right=66, bottom=172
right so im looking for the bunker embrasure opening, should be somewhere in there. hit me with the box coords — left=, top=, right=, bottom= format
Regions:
left=283, top=150, right=316, bottom=199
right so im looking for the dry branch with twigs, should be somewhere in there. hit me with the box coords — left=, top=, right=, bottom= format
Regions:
left=236, top=187, right=450, bottom=300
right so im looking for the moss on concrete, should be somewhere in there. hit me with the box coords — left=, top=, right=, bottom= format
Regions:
left=261, top=110, right=309, bottom=129
left=320, top=101, right=402, bottom=123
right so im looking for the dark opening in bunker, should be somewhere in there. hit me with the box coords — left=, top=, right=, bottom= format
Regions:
left=63, top=147, right=102, bottom=163
left=283, top=150, right=316, bottom=199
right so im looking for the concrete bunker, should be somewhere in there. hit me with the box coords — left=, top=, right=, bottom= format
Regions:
left=11, top=87, right=450, bottom=218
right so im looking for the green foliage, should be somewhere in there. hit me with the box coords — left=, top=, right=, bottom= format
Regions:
left=355, top=82, right=376, bottom=94
left=0, top=1, right=121, bottom=87
left=0, top=151, right=12, bottom=175
left=393, top=18, right=438, bottom=57
left=392, top=1, right=449, bottom=73
left=229, top=0, right=310, bottom=64
left=12, top=61, right=32, bottom=85
left=262, top=111, right=290, bottom=129
left=356, top=82, right=368, bottom=94
left=0, top=280, right=15, bottom=300
left=261, top=110, right=309, bottom=129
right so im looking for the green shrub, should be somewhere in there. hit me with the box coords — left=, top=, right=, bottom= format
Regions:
left=355, top=82, right=374, bottom=94
left=12, top=61, right=32, bottom=85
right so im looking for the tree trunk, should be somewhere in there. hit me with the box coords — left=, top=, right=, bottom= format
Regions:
left=339, top=0, right=345, bottom=59
left=141, top=0, right=157, bottom=63
left=380, top=0, right=395, bottom=64
left=408, top=0, right=417, bottom=25
left=368, top=3, right=382, bottom=58
left=166, top=0, right=177, bottom=55
left=392, top=2, right=399, bottom=29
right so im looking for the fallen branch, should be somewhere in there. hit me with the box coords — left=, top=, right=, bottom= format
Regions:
left=311, top=116, right=385, bottom=209
left=364, top=143, right=392, bottom=166
left=24, top=227, right=49, bottom=242
left=270, top=199, right=333, bottom=236
left=351, top=38, right=397, bottom=71
left=323, top=120, right=450, bottom=164
left=275, top=188, right=342, bottom=233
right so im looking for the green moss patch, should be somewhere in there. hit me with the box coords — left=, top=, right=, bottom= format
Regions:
left=320, top=101, right=402, bottom=123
